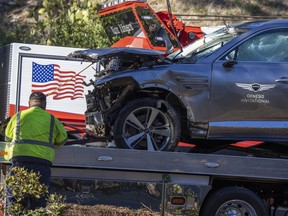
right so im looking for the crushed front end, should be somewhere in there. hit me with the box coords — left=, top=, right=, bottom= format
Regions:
left=85, top=77, right=138, bottom=137
left=68, top=48, right=164, bottom=139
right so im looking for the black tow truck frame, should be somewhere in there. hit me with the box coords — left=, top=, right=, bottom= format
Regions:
left=1, top=141, right=288, bottom=216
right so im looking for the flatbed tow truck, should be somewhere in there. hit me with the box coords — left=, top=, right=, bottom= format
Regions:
left=1, top=43, right=288, bottom=215
left=1, top=140, right=288, bottom=216
left=2, top=37, right=288, bottom=215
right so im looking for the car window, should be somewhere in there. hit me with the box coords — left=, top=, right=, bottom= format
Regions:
left=224, top=29, right=288, bottom=62
left=101, top=8, right=142, bottom=44
left=136, top=6, right=179, bottom=48
left=187, top=34, right=235, bottom=60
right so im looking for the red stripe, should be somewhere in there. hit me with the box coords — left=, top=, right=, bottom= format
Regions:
left=230, top=141, right=263, bottom=148
left=177, top=142, right=196, bottom=147
left=8, top=104, right=86, bottom=129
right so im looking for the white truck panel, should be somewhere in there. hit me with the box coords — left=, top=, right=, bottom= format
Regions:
left=0, top=43, right=95, bottom=127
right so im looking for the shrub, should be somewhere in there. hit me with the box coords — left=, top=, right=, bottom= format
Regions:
left=0, top=166, right=65, bottom=216
left=29, top=0, right=110, bottom=48
left=0, top=0, right=110, bottom=48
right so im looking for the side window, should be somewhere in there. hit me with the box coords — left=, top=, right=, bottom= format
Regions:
left=136, top=6, right=179, bottom=48
left=224, top=29, right=288, bottom=62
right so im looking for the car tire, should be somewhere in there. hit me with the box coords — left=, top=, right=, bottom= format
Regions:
left=200, top=187, right=269, bottom=216
left=113, top=98, right=180, bottom=151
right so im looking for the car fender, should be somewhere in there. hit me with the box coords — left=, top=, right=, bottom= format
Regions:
left=95, top=63, right=211, bottom=123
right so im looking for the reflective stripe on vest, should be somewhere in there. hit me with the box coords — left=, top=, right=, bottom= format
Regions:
left=14, top=112, right=55, bottom=149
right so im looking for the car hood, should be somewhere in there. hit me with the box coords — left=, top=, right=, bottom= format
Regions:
left=68, top=47, right=164, bottom=62
left=67, top=47, right=166, bottom=76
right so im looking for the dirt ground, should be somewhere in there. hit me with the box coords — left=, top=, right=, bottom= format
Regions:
left=62, top=204, right=165, bottom=216
left=0, top=203, right=165, bottom=216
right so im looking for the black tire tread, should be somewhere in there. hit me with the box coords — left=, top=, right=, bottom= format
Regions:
left=113, top=98, right=180, bottom=151
left=200, top=186, right=269, bottom=216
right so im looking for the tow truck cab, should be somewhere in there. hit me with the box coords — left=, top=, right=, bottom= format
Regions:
left=99, top=0, right=204, bottom=51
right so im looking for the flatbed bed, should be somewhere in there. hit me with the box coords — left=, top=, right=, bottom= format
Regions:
left=1, top=142, right=288, bottom=216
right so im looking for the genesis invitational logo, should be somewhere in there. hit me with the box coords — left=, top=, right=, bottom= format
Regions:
left=236, top=83, right=274, bottom=104
left=235, top=83, right=276, bottom=92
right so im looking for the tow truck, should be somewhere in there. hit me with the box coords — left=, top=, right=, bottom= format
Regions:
left=1, top=141, right=288, bottom=215
left=99, top=0, right=204, bottom=51
left=1, top=29, right=288, bottom=216
left=0, top=44, right=288, bottom=216
left=1, top=44, right=288, bottom=216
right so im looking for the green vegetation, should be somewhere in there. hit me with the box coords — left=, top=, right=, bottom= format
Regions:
left=32, top=0, right=110, bottom=48
left=0, top=20, right=28, bottom=46
left=0, top=0, right=110, bottom=48
left=0, top=166, right=65, bottom=215
left=1, top=0, right=287, bottom=47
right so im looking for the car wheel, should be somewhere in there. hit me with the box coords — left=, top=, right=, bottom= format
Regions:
left=113, top=98, right=180, bottom=151
left=200, top=187, right=269, bottom=216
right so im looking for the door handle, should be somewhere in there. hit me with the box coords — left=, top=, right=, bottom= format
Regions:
left=275, top=78, right=288, bottom=83
left=98, top=156, right=113, bottom=161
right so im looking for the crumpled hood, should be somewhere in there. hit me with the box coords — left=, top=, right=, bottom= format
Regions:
left=67, top=47, right=166, bottom=75
left=67, top=47, right=165, bottom=62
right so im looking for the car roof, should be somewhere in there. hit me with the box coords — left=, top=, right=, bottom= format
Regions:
left=235, top=19, right=288, bottom=32
left=198, top=19, right=288, bottom=63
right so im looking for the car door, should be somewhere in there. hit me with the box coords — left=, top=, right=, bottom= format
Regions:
left=209, top=28, right=288, bottom=140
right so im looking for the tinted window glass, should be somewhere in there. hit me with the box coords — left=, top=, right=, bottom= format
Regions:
left=136, top=6, right=179, bottom=48
left=101, top=8, right=142, bottom=44
left=227, top=29, right=288, bottom=62
left=187, top=34, right=235, bottom=61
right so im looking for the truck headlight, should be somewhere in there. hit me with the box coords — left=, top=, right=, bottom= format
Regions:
left=188, top=32, right=196, bottom=40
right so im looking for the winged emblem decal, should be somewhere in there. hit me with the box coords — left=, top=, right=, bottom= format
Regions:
left=235, top=83, right=276, bottom=92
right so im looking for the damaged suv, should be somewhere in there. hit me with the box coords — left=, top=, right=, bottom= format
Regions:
left=69, top=20, right=288, bottom=151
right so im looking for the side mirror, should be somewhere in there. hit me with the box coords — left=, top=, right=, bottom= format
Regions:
left=223, top=60, right=237, bottom=68
left=188, top=32, right=196, bottom=40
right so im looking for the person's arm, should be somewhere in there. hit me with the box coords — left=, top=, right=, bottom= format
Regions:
left=54, top=118, right=68, bottom=146
left=5, top=115, right=16, bottom=142
left=4, top=115, right=16, bottom=161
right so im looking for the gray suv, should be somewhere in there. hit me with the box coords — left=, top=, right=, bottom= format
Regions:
left=69, top=20, right=288, bottom=151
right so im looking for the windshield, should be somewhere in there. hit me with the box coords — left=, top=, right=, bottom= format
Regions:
left=187, top=34, right=235, bottom=59
left=167, top=26, right=239, bottom=60
left=100, top=6, right=180, bottom=49
left=101, top=8, right=141, bottom=44
left=136, top=6, right=179, bottom=49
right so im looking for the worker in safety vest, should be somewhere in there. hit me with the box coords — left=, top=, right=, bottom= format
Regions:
left=4, top=92, right=67, bottom=210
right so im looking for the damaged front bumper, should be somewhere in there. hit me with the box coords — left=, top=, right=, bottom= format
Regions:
left=68, top=47, right=164, bottom=138
left=85, top=77, right=139, bottom=137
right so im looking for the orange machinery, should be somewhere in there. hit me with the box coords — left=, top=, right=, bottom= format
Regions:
left=99, top=0, right=204, bottom=51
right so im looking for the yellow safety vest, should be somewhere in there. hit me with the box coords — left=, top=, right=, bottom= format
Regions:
left=4, top=107, right=67, bottom=162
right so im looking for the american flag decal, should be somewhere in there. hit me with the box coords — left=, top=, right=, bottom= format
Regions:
left=31, top=62, right=86, bottom=100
